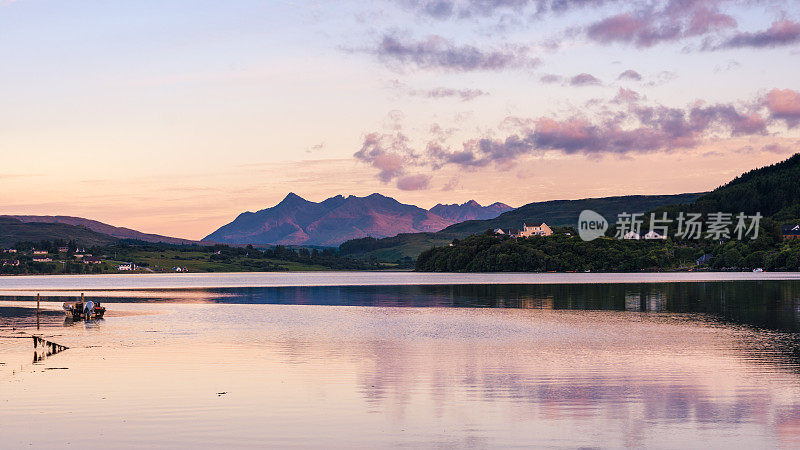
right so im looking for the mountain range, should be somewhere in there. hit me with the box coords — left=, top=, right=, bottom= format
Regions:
left=204, top=193, right=513, bottom=247
left=8, top=151, right=799, bottom=254
left=429, top=200, right=512, bottom=222
left=4, top=215, right=202, bottom=245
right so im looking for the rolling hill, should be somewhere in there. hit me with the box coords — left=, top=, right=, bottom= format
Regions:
left=440, top=193, right=704, bottom=235
left=0, top=217, right=119, bottom=248
left=5, top=215, right=203, bottom=245
left=680, top=153, right=800, bottom=222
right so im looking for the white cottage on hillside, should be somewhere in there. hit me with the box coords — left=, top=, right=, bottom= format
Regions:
left=644, top=230, right=666, bottom=240
left=518, top=223, right=553, bottom=237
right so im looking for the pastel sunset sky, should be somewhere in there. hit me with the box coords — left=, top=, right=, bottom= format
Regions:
left=2, top=0, right=799, bottom=239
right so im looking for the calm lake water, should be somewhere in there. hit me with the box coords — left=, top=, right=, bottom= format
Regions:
left=3, top=272, right=800, bottom=448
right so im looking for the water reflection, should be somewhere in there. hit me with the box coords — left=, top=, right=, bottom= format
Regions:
left=4, top=281, right=800, bottom=332
left=2, top=297, right=800, bottom=447
left=32, top=335, right=68, bottom=363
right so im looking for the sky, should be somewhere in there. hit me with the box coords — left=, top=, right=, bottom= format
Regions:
left=1, top=0, right=799, bottom=239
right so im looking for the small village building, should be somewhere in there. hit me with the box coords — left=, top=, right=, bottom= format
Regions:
left=32, top=257, right=52, bottom=262
left=517, top=223, right=553, bottom=237
left=623, top=231, right=641, bottom=240
left=782, top=225, right=800, bottom=240
left=2, top=260, right=20, bottom=266
left=32, top=250, right=48, bottom=255
left=58, top=246, right=69, bottom=252
left=118, top=263, right=135, bottom=271
left=4, top=249, right=17, bottom=253
left=83, top=257, right=102, bottom=264
left=493, top=228, right=505, bottom=235
left=74, top=254, right=85, bottom=259
left=644, top=230, right=666, bottom=240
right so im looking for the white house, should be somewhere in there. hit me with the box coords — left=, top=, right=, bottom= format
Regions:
left=118, top=263, right=135, bottom=271
left=644, top=230, right=666, bottom=240
left=517, top=222, right=553, bottom=237
left=623, top=231, right=641, bottom=240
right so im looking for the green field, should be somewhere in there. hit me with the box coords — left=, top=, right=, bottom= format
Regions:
left=108, top=250, right=330, bottom=272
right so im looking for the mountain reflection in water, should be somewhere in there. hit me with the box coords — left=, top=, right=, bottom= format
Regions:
left=5, top=280, right=800, bottom=331
left=2, top=281, right=800, bottom=447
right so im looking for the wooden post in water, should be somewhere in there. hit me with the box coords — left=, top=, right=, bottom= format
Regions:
left=36, top=293, right=40, bottom=330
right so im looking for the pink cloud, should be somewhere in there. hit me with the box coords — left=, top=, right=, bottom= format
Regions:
left=396, top=174, right=432, bottom=191
left=586, top=0, right=737, bottom=48
left=721, top=20, right=800, bottom=49
left=766, top=88, right=800, bottom=128
left=354, top=132, right=415, bottom=182
left=587, top=13, right=650, bottom=44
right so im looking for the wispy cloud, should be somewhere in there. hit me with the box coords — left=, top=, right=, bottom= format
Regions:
left=617, top=69, right=642, bottom=80
left=586, top=0, right=737, bottom=47
left=373, top=34, right=540, bottom=72
left=539, top=73, right=563, bottom=84
left=392, top=0, right=619, bottom=21
left=396, top=173, right=432, bottom=190
left=713, top=20, right=800, bottom=49
left=354, top=89, right=800, bottom=188
left=410, top=86, right=489, bottom=101
left=570, top=73, right=601, bottom=86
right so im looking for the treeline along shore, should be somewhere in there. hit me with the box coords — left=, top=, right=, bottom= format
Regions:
left=415, top=226, right=800, bottom=272
left=0, top=240, right=383, bottom=275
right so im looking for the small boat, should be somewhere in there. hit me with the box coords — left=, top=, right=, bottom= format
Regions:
left=63, top=293, right=106, bottom=321
left=753, top=268, right=764, bottom=273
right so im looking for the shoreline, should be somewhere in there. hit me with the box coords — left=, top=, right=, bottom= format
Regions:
left=0, top=271, right=798, bottom=292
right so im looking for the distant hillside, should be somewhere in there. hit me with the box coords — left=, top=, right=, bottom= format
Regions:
left=429, top=200, right=512, bottom=222
left=205, top=193, right=511, bottom=247
left=5, top=215, right=202, bottom=245
left=339, top=232, right=461, bottom=261
left=0, top=217, right=118, bottom=248
left=685, top=153, right=800, bottom=223
left=441, top=193, right=704, bottom=235
left=340, top=193, right=703, bottom=261
left=415, top=154, right=800, bottom=273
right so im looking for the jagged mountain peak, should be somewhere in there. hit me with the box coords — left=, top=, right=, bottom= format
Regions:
left=429, top=200, right=514, bottom=223
left=204, top=193, right=513, bottom=246
left=277, top=192, right=309, bottom=205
